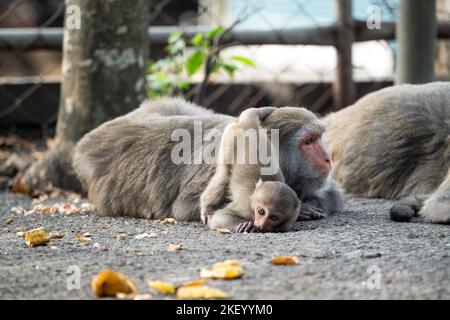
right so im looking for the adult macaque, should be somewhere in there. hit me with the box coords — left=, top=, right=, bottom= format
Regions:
left=200, top=107, right=300, bottom=233
left=73, top=98, right=342, bottom=226
left=323, top=82, right=450, bottom=224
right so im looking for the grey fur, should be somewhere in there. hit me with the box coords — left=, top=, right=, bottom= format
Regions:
left=324, top=82, right=450, bottom=223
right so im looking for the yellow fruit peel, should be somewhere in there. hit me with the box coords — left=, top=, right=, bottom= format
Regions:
left=148, top=281, right=176, bottom=295
left=200, top=260, right=244, bottom=280
left=177, top=285, right=230, bottom=299
left=270, top=255, right=299, bottom=265
left=91, top=269, right=137, bottom=298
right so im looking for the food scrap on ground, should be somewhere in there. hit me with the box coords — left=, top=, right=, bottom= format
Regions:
left=91, top=269, right=137, bottom=298
left=270, top=255, right=300, bottom=265
left=216, top=228, right=232, bottom=234
left=24, top=227, right=51, bottom=247
left=200, top=259, right=244, bottom=280
left=148, top=281, right=176, bottom=295
left=177, top=285, right=230, bottom=300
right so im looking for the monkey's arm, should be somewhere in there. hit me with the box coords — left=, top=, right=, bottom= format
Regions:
left=239, top=107, right=277, bottom=124
left=200, top=165, right=230, bottom=224
left=207, top=208, right=258, bottom=233
left=298, top=179, right=343, bottom=221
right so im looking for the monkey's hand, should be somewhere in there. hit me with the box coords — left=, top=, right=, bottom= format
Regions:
left=297, top=203, right=327, bottom=221
left=236, top=221, right=260, bottom=233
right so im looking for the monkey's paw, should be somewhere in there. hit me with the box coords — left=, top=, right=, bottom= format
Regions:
left=236, top=221, right=259, bottom=233
left=297, top=204, right=326, bottom=221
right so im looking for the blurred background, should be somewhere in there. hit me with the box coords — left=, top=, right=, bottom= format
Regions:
left=0, top=0, right=449, bottom=160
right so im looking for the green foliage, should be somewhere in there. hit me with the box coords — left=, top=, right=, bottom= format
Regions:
left=146, top=26, right=255, bottom=98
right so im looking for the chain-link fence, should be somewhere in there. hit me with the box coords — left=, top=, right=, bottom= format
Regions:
left=0, top=0, right=450, bottom=133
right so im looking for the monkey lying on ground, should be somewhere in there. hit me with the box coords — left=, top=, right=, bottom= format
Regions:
left=200, top=107, right=300, bottom=232
left=73, top=98, right=342, bottom=227
left=323, top=82, right=450, bottom=224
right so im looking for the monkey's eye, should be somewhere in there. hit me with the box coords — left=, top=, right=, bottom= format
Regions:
left=269, top=215, right=278, bottom=222
left=257, top=208, right=265, bottom=215
left=304, top=137, right=314, bottom=145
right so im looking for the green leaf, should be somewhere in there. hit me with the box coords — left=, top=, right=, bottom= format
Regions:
left=167, top=39, right=185, bottom=55
left=207, top=26, right=225, bottom=39
left=190, top=33, right=204, bottom=46
left=222, top=62, right=237, bottom=77
left=186, top=50, right=205, bottom=76
left=210, top=59, right=223, bottom=74
left=230, top=56, right=256, bottom=67
left=168, top=32, right=183, bottom=44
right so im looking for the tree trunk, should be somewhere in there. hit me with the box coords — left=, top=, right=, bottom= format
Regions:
left=22, top=0, right=149, bottom=192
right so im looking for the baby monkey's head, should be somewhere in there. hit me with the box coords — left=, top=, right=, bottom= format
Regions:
left=250, top=180, right=300, bottom=232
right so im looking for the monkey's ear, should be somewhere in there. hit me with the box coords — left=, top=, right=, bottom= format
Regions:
left=255, top=179, right=263, bottom=188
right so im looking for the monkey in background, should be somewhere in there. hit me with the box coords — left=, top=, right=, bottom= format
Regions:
left=200, top=107, right=300, bottom=233
left=323, top=82, right=450, bottom=224
left=73, top=98, right=342, bottom=226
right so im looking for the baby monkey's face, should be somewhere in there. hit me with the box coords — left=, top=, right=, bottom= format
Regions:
left=251, top=180, right=300, bottom=233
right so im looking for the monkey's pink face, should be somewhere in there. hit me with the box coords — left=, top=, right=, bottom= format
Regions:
left=253, top=205, right=285, bottom=233
left=299, top=132, right=332, bottom=177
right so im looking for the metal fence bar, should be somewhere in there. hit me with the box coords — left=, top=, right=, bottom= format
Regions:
left=1, top=20, right=450, bottom=50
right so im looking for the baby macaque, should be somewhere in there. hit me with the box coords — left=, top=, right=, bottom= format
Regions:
left=201, top=107, right=300, bottom=233
left=236, top=179, right=300, bottom=233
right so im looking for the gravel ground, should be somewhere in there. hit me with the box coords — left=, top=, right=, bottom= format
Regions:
left=0, top=191, right=448, bottom=300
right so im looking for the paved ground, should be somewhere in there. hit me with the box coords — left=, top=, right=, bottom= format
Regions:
left=0, top=191, right=448, bottom=300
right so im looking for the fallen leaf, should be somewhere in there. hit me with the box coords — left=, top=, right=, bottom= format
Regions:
left=167, top=243, right=182, bottom=252
left=4, top=218, right=13, bottom=225
left=148, top=281, right=176, bottom=295
left=76, top=235, right=92, bottom=243
left=200, top=260, right=244, bottom=280
left=24, top=227, right=51, bottom=247
left=158, top=218, right=177, bottom=224
left=270, top=255, right=299, bottom=265
left=136, top=251, right=153, bottom=256
left=216, top=228, right=232, bottom=234
left=91, top=269, right=137, bottom=298
left=177, top=285, right=230, bottom=299
left=116, top=234, right=128, bottom=241
left=11, top=206, right=26, bottom=215
left=11, top=177, right=29, bottom=194
left=134, top=232, right=157, bottom=240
